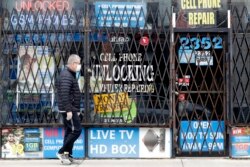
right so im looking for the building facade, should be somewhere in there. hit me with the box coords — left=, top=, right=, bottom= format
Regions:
left=0, top=0, right=249, bottom=158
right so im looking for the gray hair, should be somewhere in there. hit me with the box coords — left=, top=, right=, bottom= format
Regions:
left=67, top=54, right=81, bottom=64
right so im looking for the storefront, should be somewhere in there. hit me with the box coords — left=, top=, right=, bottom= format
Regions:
left=0, top=0, right=249, bottom=159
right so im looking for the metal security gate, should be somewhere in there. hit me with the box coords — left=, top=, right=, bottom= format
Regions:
left=1, top=0, right=250, bottom=158
left=87, top=1, right=172, bottom=125
left=0, top=4, right=86, bottom=125
left=0, top=0, right=172, bottom=127
left=230, top=2, right=250, bottom=126
left=171, top=0, right=230, bottom=156
left=172, top=31, right=228, bottom=156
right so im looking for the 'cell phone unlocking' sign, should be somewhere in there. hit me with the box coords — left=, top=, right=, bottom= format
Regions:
left=179, top=121, right=224, bottom=152
left=88, top=128, right=139, bottom=157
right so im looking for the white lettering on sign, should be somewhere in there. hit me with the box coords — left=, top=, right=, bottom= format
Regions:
left=90, top=144, right=107, bottom=154
left=90, top=130, right=134, bottom=140
left=193, top=121, right=209, bottom=129
left=180, top=121, right=225, bottom=151
left=111, top=145, right=136, bottom=154
left=55, top=139, right=63, bottom=144
left=182, top=142, right=224, bottom=150
left=92, top=64, right=154, bottom=82
left=118, top=53, right=142, bottom=62
left=15, top=0, right=70, bottom=11
left=110, top=36, right=130, bottom=44
left=10, top=14, right=75, bottom=27
left=119, top=130, right=134, bottom=139
left=90, top=130, right=116, bottom=140
left=181, top=131, right=224, bottom=140
left=44, top=139, right=55, bottom=144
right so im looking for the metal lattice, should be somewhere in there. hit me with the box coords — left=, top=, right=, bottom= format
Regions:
left=0, top=7, right=85, bottom=125
left=230, top=4, right=250, bottom=126
left=173, top=32, right=227, bottom=155
left=87, top=2, right=171, bottom=125
left=0, top=1, right=172, bottom=126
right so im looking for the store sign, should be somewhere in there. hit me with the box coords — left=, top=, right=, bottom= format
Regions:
left=43, top=128, right=85, bottom=158
left=15, top=0, right=70, bottom=11
left=1, top=128, right=85, bottom=159
left=1, top=128, right=43, bottom=158
left=88, top=128, right=172, bottom=158
left=92, top=52, right=155, bottom=93
left=177, top=75, right=190, bottom=86
left=95, top=2, right=146, bottom=28
left=110, top=36, right=130, bottom=44
left=231, top=127, right=250, bottom=158
left=5, top=0, right=77, bottom=30
left=175, top=0, right=228, bottom=28
left=93, top=92, right=137, bottom=123
left=140, top=36, right=150, bottom=46
left=179, top=121, right=225, bottom=152
left=178, top=35, right=223, bottom=66
left=17, top=46, right=55, bottom=93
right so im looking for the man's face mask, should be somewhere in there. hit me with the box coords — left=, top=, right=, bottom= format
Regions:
left=76, top=64, right=81, bottom=72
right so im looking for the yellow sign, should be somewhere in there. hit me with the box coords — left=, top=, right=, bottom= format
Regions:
left=188, top=12, right=215, bottom=25
left=93, top=92, right=131, bottom=113
left=180, top=0, right=221, bottom=26
left=181, top=0, right=221, bottom=9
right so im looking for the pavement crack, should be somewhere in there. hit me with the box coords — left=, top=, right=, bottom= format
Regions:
left=181, top=159, right=184, bottom=167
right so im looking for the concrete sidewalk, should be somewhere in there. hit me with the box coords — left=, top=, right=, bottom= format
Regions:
left=0, top=158, right=249, bottom=167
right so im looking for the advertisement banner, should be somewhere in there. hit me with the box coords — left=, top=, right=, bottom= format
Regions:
left=179, top=121, right=225, bottom=152
left=17, top=46, right=55, bottom=93
left=174, top=0, right=228, bottom=28
left=88, top=128, right=171, bottom=158
left=139, top=128, right=172, bottom=158
left=3, top=0, right=80, bottom=30
left=93, top=92, right=137, bottom=123
left=231, top=127, right=250, bottom=158
left=95, top=2, right=146, bottom=28
left=178, top=36, right=223, bottom=66
left=1, top=128, right=43, bottom=158
left=43, top=127, right=85, bottom=158
left=2, top=128, right=85, bottom=158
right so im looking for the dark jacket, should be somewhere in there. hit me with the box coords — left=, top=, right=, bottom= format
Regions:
left=56, top=67, right=81, bottom=113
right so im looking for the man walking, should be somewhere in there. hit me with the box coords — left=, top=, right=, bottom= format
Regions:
left=56, top=54, right=82, bottom=164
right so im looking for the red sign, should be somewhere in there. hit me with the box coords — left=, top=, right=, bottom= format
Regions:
left=233, top=143, right=249, bottom=151
left=232, top=127, right=250, bottom=136
left=140, top=36, right=149, bottom=46
left=15, top=0, right=70, bottom=11
left=178, top=75, right=190, bottom=86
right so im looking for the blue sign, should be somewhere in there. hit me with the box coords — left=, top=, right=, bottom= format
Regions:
left=231, top=127, right=250, bottom=158
left=231, top=143, right=250, bottom=157
left=95, top=2, right=146, bottom=28
left=3, top=33, right=108, bottom=54
left=178, top=49, right=195, bottom=64
left=43, top=128, right=85, bottom=158
left=179, top=121, right=225, bottom=152
left=88, top=128, right=139, bottom=158
left=24, top=128, right=42, bottom=152
left=231, top=136, right=250, bottom=143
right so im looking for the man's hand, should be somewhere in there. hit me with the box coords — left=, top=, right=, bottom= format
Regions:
left=66, top=112, right=73, bottom=120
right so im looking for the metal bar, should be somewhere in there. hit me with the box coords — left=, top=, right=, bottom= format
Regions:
left=170, top=12, right=176, bottom=157
left=84, top=0, right=90, bottom=159
left=0, top=12, right=3, bottom=160
left=84, top=1, right=90, bottom=123
left=174, top=28, right=229, bottom=33
left=228, top=8, right=233, bottom=127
